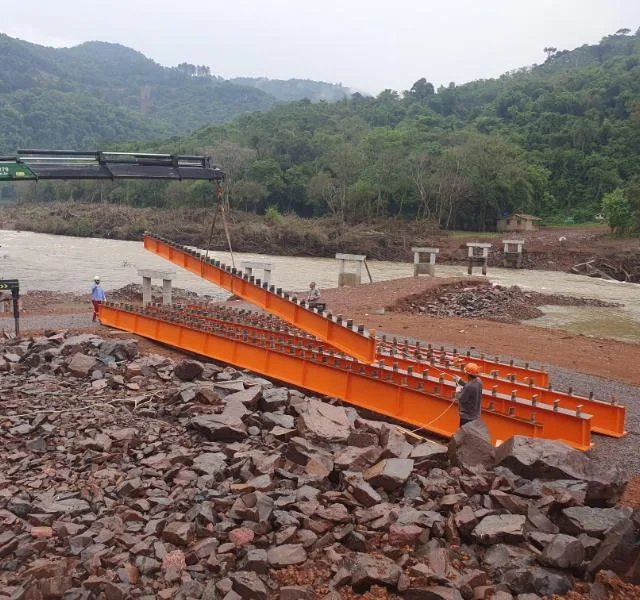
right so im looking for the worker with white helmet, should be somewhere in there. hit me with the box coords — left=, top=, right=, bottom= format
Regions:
left=91, top=275, right=106, bottom=322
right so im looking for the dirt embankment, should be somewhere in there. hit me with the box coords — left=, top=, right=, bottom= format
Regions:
left=2, top=202, right=639, bottom=280
left=0, top=202, right=437, bottom=261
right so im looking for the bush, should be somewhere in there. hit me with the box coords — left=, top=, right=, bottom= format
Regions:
left=602, top=188, right=633, bottom=234
left=265, top=205, right=281, bottom=224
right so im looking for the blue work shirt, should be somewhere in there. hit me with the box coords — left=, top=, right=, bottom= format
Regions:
left=91, top=284, right=106, bottom=301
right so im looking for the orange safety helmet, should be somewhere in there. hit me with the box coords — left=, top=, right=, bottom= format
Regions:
left=464, top=362, right=480, bottom=376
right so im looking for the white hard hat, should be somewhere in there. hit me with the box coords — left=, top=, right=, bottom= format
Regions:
left=94, top=276, right=100, bottom=281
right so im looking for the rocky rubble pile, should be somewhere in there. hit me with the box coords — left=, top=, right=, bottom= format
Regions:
left=108, top=284, right=215, bottom=305
left=1, top=332, right=639, bottom=600
left=390, top=282, right=616, bottom=324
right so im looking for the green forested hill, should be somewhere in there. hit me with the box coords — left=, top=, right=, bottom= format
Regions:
left=229, top=77, right=351, bottom=102
left=6, top=30, right=640, bottom=231
left=0, top=35, right=349, bottom=152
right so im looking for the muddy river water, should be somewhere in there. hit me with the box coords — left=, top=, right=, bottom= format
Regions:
left=1, top=230, right=639, bottom=343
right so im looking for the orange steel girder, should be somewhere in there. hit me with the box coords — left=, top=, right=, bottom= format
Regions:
left=376, top=352, right=623, bottom=438
left=155, top=303, right=616, bottom=440
left=140, top=303, right=592, bottom=450
left=100, top=303, right=545, bottom=446
left=143, top=234, right=377, bottom=364
left=377, top=341, right=550, bottom=387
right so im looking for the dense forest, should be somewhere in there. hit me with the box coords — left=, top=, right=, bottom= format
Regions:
left=229, top=78, right=351, bottom=102
left=4, top=30, right=640, bottom=231
left=0, top=34, right=349, bottom=151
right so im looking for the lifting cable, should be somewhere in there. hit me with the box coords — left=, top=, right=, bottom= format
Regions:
left=204, top=182, right=236, bottom=271
left=406, top=364, right=463, bottom=435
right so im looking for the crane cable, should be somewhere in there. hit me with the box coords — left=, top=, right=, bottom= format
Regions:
left=204, top=182, right=236, bottom=271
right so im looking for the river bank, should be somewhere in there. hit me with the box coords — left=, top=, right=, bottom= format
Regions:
left=3, top=229, right=640, bottom=345
left=2, top=202, right=639, bottom=278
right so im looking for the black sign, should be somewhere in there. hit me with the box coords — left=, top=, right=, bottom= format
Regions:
left=0, top=279, right=19, bottom=298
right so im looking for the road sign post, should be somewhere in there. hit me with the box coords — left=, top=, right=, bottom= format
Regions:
left=0, top=280, right=20, bottom=336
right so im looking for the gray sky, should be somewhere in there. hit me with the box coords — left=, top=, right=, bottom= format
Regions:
left=4, top=0, right=639, bottom=94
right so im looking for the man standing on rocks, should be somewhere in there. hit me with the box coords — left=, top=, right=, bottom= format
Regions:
left=455, top=362, right=482, bottom=427
left=91, top=276, right=106, bottom=322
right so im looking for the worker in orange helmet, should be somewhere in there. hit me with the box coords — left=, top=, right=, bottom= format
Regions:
left=455, top=362, right=482, bottom=428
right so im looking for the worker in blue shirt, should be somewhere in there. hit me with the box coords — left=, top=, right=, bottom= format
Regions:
left=91, top=276, right=106, bottom=322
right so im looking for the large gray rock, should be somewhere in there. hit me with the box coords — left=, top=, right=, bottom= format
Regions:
left=447, top=420, right=494, bottom=469
left=502, top=567, right=572, bottom=597
left=364, top=458, right=414, bottom=491
left=224, top=386, right=262, bottom=409
left=540, top=534, right=585, bottom=569
left=404, top=587, right=463, bottom=600
left=192, top=452, right=227, bottom=477
left=495, top=436, right=626, bottom=504
left=483, top=544, right=536, bottom=574
left=335, top=446, right=381, bottom=471
left=99, top=339, right=137, bottom=360
left=174, top=359, right=204, bottom=381
left=298, top=399, right=350, bottom=442
left=559, top=506, right=630, bottom=538
left=410, top=441, right=448, bottom=462
left=68, top=352, right=97, bottom=377
left=189, top=414, right=248, bottom=442
left=380, top=425, right=413, bottom=459
left=230, top=571, right=268, bottom=600
left=587, top=516, right=640, bottom=583
left=350, top=553, right=401, bottom=591
left=266, top=544, right=307, bottom=567
left=259, top=387, right=289, bottom=411
left=495, top=436, right=588, bottom=480
left=472, top=514, right=526, bottom=545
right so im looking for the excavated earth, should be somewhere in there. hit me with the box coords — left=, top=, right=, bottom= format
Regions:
left=1, top=331, right=639, bottom=600
left=388, top=281, right=618, bottom=324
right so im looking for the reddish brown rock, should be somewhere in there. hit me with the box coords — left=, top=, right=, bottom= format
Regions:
left=162, top=522, right=195, bottom=547
left=388, top=524, right=423, bottom=546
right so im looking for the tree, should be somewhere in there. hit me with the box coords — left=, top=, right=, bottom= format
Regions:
left=602, top=188, right=632, bottom=233
left=543, top=46, right=558, bottom=61
left=409, top=78, right=435, bottom=103
left=615, top=28, right=631, bottom=36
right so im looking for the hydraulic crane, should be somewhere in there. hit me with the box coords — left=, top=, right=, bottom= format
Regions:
left=0, top=149, right=224, bottom=335
left=0, top=149, right=224, bottom=182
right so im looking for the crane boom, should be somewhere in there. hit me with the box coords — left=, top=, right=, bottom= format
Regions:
left=0, top=150, right=224, bottom=182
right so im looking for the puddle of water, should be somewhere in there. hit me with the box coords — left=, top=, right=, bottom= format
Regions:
left=528, top=305, right=640, bottom=344
left=2, top=230, right=640, bottom=343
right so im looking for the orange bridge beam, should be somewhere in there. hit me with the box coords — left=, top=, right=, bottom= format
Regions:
left=158, top=303, right=613, bottom=440
left=143, top=233, right=377, bottom=364
left=100, top=303, right=545, bottom=446
left=378, top=340, right=550, bottom=387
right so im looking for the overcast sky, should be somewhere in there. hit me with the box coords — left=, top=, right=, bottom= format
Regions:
left=4, top=0, right=639, bottom=93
